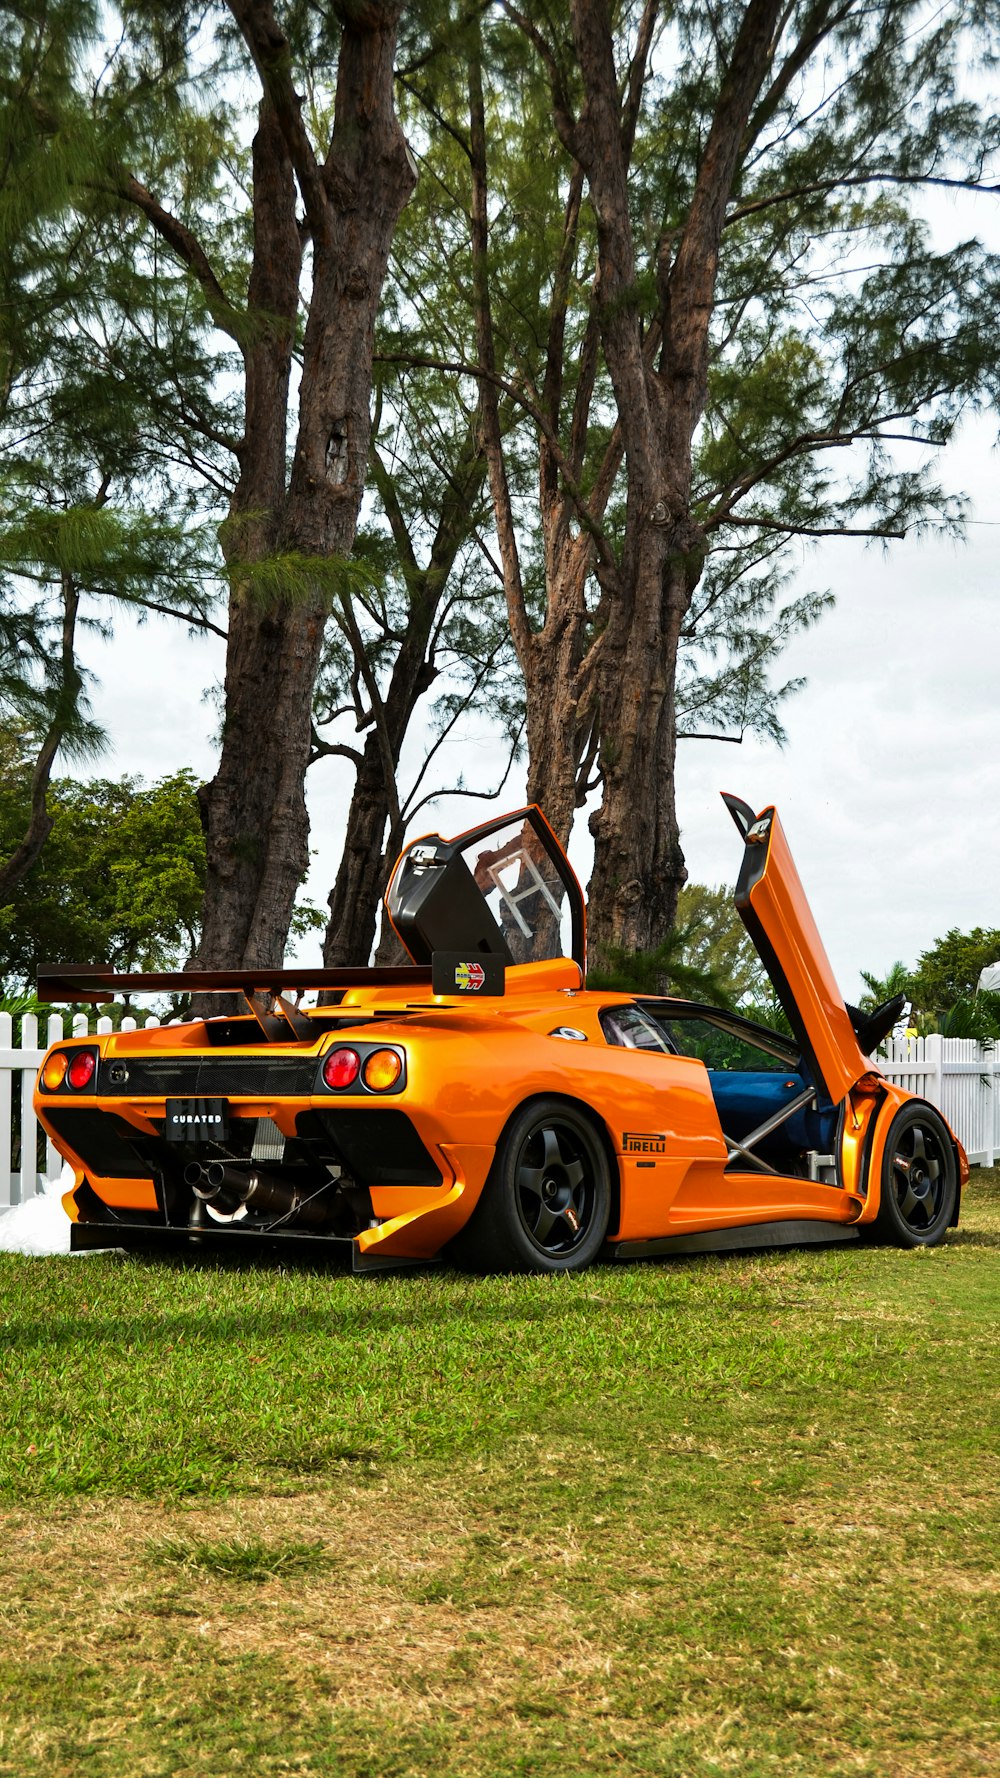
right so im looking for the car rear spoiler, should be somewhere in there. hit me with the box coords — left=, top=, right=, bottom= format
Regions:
left=37, top=963, right=435, bottom=1004
left=36, top=964, right=437, bottom=1040
left=37, top=957, right=506, bottom=1039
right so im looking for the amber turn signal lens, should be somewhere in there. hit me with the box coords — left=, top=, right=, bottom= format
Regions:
left=323, top=1047, right=361, bottom=1089
left=362, top=1048, right=402, bottom=1092
left=41, top=1052, right=68, bottom=1091
left=66, top=1050, right=96, bottom=1090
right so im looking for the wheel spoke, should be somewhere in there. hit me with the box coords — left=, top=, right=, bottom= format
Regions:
left=563, top=1158, right=585, bottom=1188
left=518, top=1164, right=545, bottom=1200
left=898, top=1183, right=921, bottom=1222
left=926, top=1156, right=941, bottom=1182
left=911, top=1127, right=927, bottom=1162
left=531, top=1203, right=557, bottom=1243
left=541, top=1127, right=562, bottom=1170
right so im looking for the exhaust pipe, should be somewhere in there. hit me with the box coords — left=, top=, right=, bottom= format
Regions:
left=182, top=1160, right=329, bottom=1228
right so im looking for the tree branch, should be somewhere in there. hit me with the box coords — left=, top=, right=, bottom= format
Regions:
left=375, top=349, right=616, bottom=567
left=500, top=3, right=580, bottom=157
left=468, top=29, right=533, bottom=662
left=309, top=728, right=364, bottom=769
left=721, top=516, right=907, bottom=537
left=727, top=169, right=1000, bottom=227
left=676, top=729, right=746, bottom=742
left=0, top=573, right=82, bottom=900
left=226, top=0, right=330, bottom=240
left=92, top=589, right=229, bottom=640
left=743, top=1, right=857, bottom=151
left=115, top=175, right=246, bottom=345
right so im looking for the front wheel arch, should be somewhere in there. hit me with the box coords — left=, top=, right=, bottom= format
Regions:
left=870, top=1099, right=959, bottom=1247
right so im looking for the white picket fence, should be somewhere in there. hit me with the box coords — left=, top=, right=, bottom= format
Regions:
left=0, top=1011, right=165, bottom=1208
left=878, top=1034, right=999, bottom=1167
left=0, top=1015, right=997, bottom=1210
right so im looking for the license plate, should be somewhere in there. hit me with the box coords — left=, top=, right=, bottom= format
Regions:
left=164, top=1097, right=230, bottom=1143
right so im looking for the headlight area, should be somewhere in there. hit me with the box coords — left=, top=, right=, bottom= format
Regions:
left=319, top=1043, right=406, bottom=1095
left=39, top=1047, right=99, bottom=1094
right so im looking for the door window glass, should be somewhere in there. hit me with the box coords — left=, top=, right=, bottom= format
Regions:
left=650, top=1012, right=791, bottom=1073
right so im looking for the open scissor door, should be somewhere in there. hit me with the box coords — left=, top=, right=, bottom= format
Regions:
left=723, top=795, right=870, bottom=1104
left=385, top=805, right=586, bottom=973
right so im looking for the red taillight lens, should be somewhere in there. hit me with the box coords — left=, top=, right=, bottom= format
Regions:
left=66, top=1049, right=96, bottom=1090
left=322, top=1047, right=361, bottom=1090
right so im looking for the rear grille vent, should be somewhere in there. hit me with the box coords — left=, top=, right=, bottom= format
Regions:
left=98, top=1057, right=317, bottom=1098
left=45, top=1109, right=156, bottom=1180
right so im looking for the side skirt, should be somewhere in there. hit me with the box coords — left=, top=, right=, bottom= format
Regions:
left=611, top=1218, right=861, bottom=1261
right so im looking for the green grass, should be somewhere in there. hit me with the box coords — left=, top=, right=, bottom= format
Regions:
left=0, top=1171, right=997, bottom=1775
left=148, top=1532, right=330, bottom=1582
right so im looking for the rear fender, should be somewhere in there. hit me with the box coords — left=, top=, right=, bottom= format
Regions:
left=488, top=1089, right=622, bottom=1239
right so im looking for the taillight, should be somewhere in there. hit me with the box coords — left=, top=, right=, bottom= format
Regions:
left=41, top=1052, right=68, bottom=1091
left=363, top=1048, right=403, bottom=1092
left=66, top=1049, right=97, bottom=1090
left=322, top=1047, right=361, bottom=1090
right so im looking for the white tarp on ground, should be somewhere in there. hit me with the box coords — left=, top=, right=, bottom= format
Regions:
left=979, top=963, right=1000, bottom=993
left=0, top=1166, right=73, bottom=1257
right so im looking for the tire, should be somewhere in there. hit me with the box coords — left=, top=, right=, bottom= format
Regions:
left=872, top=1102, right=958, bottom=1248
left=451, top=1098, right=612, bottom=1274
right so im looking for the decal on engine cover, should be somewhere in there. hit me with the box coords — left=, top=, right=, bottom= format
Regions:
left=431, top=950, right=505, bottom=996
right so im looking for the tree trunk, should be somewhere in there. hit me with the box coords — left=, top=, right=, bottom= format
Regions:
left=569, top=0, right=782, bottom=970
left=585, top=530, right=697, bottom=961
left=194, top=92, right=305, bottom=974
left=193, top=2, right=414, bottom=981
left=521, top=540, right=596, bottom=847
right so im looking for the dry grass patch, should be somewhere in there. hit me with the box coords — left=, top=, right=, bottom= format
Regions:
left=1, top=1450, right=997, bottom=1777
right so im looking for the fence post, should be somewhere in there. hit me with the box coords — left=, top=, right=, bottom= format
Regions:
left=44, top=1013, right=64, bottom=1182
left=0, top=1012, right=11, bottom=1208
left=925, top=1032, right=943, bottom=1114
left=18, top=1013, right=38, bottom=1202
left=986, top=1048, right=997, bottom=1170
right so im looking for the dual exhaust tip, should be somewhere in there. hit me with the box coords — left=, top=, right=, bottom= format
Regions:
left=182, top=1160, right=327, bottom=1228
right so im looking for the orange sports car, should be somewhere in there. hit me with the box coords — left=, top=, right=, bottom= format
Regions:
left=34, top=796, right=967, bottom=1272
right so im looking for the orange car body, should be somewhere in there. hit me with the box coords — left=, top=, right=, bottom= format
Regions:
left=34, top=797, right=968, bottom=1270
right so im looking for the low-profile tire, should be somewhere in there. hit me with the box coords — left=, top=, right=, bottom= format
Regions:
left=451, top=1098, right=612, bottom=1274
left=872, top=1102, right=958, bottom=1248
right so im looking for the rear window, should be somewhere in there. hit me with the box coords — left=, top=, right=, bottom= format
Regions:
left=600, top=1006, right=676, bottom=1053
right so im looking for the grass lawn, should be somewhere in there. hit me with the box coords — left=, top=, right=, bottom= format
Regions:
left=0, top=1170, right=997, bottom=1777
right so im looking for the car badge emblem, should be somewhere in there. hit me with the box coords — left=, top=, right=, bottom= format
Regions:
left=455, top=961, right=486, bottom=991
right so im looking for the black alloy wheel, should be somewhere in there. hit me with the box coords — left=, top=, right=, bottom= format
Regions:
left=451, top=1097, right=612, bottom=1273
left=873, top=1102, right=958, bottom=1247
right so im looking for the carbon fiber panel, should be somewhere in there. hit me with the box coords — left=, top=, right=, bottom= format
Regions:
left=97, top=1056, right=318, bottom=1097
